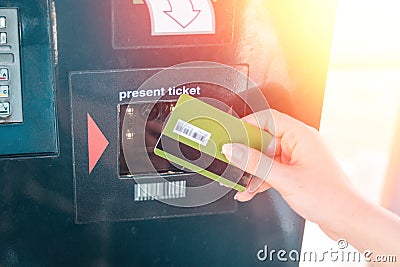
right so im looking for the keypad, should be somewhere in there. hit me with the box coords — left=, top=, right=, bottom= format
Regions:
left=0, top=9, right=23, bottom=123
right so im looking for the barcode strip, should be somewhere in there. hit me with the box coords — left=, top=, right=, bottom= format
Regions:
left=134, top=181, right=187, bottom=202
left=173, top=119, right=211, bottom=146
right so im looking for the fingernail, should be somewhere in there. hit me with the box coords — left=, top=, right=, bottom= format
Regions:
left=222, top=144, right=244, bottom=164
left=221, top=144, right=231, bottom=158
left=266, top=138, right=275, bottom=155
left=249, top=177, right=261, bottom=193
left=234, top=193, right=239, bottom=200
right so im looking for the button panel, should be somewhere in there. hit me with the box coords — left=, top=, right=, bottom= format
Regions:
left=0, top=9, right=22, bottom=123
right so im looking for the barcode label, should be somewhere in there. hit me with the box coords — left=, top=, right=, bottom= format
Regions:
left=173, top=119, right=211, bottom=146
left=134, top=181, right=186, bottom=201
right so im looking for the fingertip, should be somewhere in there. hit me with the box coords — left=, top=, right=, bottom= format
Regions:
left=240, top=114, right=254, bottom=122
left=221, top=144, right=233, bottom=162
left=221, top=143, right=231, bottom=155
left=241, top=113, right=261, bottom=128
left=234, top=190, right=256, bottom=202
left=222, top=143, right=248, bottom=168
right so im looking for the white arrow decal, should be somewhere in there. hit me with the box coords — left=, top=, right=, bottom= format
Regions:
left=145, top=0, right=215, bottom=36
left=164, top=0, right=201, bottom=28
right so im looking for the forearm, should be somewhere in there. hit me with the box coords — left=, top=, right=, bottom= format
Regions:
left=333, top=193, right=400, bottom=266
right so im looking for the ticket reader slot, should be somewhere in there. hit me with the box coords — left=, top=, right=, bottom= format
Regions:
left=119, top=101, right=181, bottom=177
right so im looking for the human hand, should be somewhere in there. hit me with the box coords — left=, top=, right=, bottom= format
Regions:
left=221, top=109, right=358, bottom=239
left=222, top=109, right=400, bottom=262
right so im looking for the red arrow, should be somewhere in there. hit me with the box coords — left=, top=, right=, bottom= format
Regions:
left=87, top=113, right=109, bottom=174
left=164, top=0, right=201, bottom=28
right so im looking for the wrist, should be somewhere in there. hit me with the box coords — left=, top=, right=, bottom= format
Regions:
left=319, top=189, right=400, bottom=257
left=318, top=187, right=366, bottom=241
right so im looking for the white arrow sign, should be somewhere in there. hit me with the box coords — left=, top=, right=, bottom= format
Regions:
left=145, top=0, right=215, bottom=36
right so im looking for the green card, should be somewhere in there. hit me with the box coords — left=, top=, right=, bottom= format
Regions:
left=154, top=94, right=272, bottom=192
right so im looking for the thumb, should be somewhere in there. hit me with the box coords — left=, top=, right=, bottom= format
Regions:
left=222, top=143, right=291, bottom=192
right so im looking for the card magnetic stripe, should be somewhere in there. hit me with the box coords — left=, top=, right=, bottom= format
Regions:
left=156, top=134, right=251, bottom=189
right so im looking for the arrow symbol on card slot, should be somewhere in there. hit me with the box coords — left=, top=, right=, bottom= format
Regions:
left=87, top=113, right=109, bottom=174
left=164, top=0, right=201, bottom=28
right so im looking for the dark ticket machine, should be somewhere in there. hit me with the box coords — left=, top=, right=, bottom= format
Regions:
left=0, top=1, right=337, bottom=266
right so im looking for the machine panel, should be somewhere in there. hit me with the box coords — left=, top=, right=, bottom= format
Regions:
left=0, top=0, right=337, bottom=266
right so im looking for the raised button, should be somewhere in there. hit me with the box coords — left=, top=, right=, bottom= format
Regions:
left=0, top=85, right=9, bottom=98
left=0, top=17, right=5, bottom=29
left=0, top=102, right=10, bottom=116
left=0, top=68, right=8, bottom=81
left=0, top=53, right=14, bottom=64
left=0, top=33, right=6, bottom=44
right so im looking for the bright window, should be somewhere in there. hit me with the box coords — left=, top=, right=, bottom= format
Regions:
left=301, top=1, right=400, bottom=266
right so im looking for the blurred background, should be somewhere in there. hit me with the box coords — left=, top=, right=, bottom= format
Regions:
left=301, top=0, right=400, bottom=266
